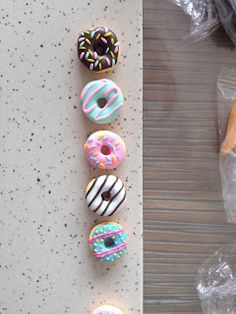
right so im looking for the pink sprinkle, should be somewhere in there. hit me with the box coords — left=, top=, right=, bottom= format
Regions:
left=93, top=51, right=98, bottom=59
left=80, top=52, right=85, bottom=60
left=105, top=57, right=111, bottom=66
left=89, top=63, right=94, bottom=70
left=101, top=37, right=107, bottom=44
left=78, top=37, right=85, bottom=42
left=103, top=26, right=108, bottom=33
left=114, top=46, right=119, bottom=54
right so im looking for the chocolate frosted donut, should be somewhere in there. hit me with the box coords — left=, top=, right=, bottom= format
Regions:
left=77, top=26, right=120, bottom=72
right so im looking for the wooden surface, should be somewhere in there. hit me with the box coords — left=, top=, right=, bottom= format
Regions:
left=143, top=1, right=236, bottom=313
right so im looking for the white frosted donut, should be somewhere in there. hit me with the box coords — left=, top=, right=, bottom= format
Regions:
left=85, top=175, right=126, bottom=217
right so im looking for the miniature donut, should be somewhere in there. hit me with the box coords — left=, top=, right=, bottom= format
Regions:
left=84, top=130, right=126, bottom=169
left=85, top=175, right=126, bottom=217
left=92, top=305, right=124, bottom=314
left=89, top=222, right=128, bottom=262
left=78, top=26, right=120, bottom=72
left=80, top=79, right=123, bottom=124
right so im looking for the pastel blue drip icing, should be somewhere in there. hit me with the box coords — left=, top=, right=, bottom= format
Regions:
left=81, top=79, right=123, bottom=124
left=91, top=223, right=128, bottom=263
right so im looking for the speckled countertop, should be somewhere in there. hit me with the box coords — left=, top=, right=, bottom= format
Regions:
left=0, top=1, right=142, bottom=314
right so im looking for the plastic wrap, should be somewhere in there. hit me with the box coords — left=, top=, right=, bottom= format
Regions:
left=170, top=0, right=236, bottom=44
left=197, top=241, right=236, bottom=314
left=218, top=69, right=236, bottom=223
left=214, top=0, right=236, bottom=45
left=169, top=0, right=220, bottom=41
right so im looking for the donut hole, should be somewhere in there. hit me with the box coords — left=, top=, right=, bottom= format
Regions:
left=97, top=98, right=107, bottom=109
left=101, top=191, right=112, bottom=201
left=104, top=237, right=115, bottom=248
left=101, top=145, right=112, bottom=155
left=93, top=42, right=107, bottom=56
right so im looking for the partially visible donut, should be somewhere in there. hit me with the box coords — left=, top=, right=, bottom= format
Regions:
left=85, top=175, right=126, bottom=217
left=84, top=130, right=126, bottom=169
left=92, top=305, right=124, bottom=314
left=78, top=26, right=120, bottom=72
left=80, top=79, right=123, bottom=124
left=89, top=222, right=128, bottom=263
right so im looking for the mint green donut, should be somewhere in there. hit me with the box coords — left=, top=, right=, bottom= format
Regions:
left=80, top=79, right=123, bottom=124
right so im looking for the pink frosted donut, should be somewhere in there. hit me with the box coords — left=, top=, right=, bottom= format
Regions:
left=92, top=305, right=124, bottom=314
left=84, top=130, right=126, bottom=169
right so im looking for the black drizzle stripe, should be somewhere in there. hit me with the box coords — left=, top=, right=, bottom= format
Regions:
left=107, top=176, right=119, bottom=192
left=85, top=178, right=98, bottom=199
left=108, top=190, right=126, bottom=217
left=93, top=199, right=103, bottom=213
left=101, top=184, right=125, bottom=216
left=93, top=176, right=118, bottom=215
left=88, top=175, right=108, bottom=207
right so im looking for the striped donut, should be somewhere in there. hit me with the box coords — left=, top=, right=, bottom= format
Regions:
left=85, top=175, right=126, bottom=217
left=80, top=79, right=123, bottom=124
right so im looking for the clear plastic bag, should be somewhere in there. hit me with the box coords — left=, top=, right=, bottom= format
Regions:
left=214, top=0, right=236, bottom=45
left=218, top=69, right=236, bottom=223
left=169, top=0, right=236, bottom=44
left=169, top=0, right=221, bottom=41
left=197, top=241, right=236, bottom=314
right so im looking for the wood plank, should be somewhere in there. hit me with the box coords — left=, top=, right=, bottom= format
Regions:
left=144, top=0, right=236, bottom=313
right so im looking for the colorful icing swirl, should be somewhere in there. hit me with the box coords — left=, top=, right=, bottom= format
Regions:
left=85, top=175, right=126, bottom=217
left=84, top=130, right=126, bottom=169
left=92, top=305, right=124, bottom=314
left=81, top=79, right=123, bottom=124
left=89, top=222, right=128, bottom=262
left=78, top=26, right=120, bottom=72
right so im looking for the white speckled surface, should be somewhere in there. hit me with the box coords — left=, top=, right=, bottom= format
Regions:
left=0, top=1, right=142, bottom=314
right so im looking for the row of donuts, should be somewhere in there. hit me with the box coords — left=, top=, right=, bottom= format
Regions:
left=78, top=26, right=126, bottom=314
